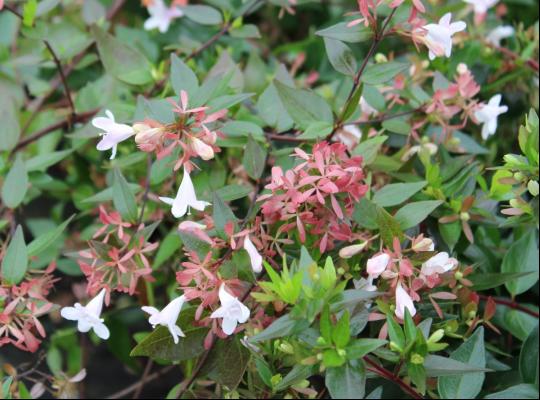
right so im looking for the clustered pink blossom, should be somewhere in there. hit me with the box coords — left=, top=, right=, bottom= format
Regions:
left=0, top=263, right=58, bottom=352
left=77, top=206, right=158, bottom=303
left=135, top=90, right=227, bottom=172
left=259, top=142, right=368, bottom=253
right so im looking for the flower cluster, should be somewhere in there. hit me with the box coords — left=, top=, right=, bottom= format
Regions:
left=0, top=263, right=57, bottom=352
left=93, top=90, right=227, bottom=172
left=77, top=206, right=158, bottom=301
left=259, top=141, right=368, bottom=253
left=361, top=236, right=459, bottom=320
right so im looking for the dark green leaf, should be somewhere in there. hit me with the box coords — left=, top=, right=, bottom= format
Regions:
left=1, top=226, right=28, bottom=284
left=361, top=62, right=408, bottom=85
left=325, top=360, right=366, bottom=399
left=2, top=155, right=28, bottom=209
left=394, top=200, right=443, bottom=230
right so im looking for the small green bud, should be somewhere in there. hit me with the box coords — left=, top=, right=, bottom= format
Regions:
left=337, top=349, right=347, bottom=357
left=390, top=341, right=403, bottom=353
left=528, top=180, right=539, bottom=196
left=279, top=342, right=294, bottom=354
left=460, top=212, right=470, bottom=221
left=316, top=353, right=324, bottom=361
left=316, top=336, right=327, bottom=346
left=270, top=374, right=282, bottom=387
left=337, top=267, right=345, bottom=275
left=410, top=353, right=424, bottom=365
left=468, top=310, right=476, bottom=319
left=513, top=172, right=525, bottom=181
left=428, top=329, right=445, bottom=344
left=375, top=53, right=388, bottom=63
left=454, top=271, right=463, bottom=281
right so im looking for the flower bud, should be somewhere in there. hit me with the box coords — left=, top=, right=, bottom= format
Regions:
left=410, top=353, right=424, bottom=365
left=457, top=63, right=469, bottom=75
left=428, top=329, right=445, bottom=344
left=338, top=242, right=368, bottom=259
left=134, top=123, right=164, bottom=144
left=528, top=180, right=539, bottom=196
left=460, top=212, right=470, bottom=221
left=279, top=342, right=294, bottom=354
left=190, top=137, right=215, bottom=160
left=375, top=53, right=388, bottom=63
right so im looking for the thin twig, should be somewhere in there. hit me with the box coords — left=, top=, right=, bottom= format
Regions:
left=43, top=40, right=77, bottom=123
left=133, top=360, right=154, bottom=399
left=327, top=7, right=398, bottom=141
left=106, top=365, right=175, bottom=399
left=479, top=295, right=539, bottom=319
left=10, top=109, right=99, bottom=154
left=364, top=356, right=423, bottom=399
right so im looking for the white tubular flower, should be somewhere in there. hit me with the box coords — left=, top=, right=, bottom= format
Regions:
left=243, top=235, right=263, bottom=273
left=190, top=136, right=215, bottom=160
left=395, top=283, right=416, bottom=320
left=93, top=110, right=134, bottom=160
left=421, top=252, right=458, bottom=276
left=366, top=253, right=391, bottom=279
left=159, top=169, right=211, bottom=218
left=144, top=0, right=184, bottom=33
left=60, top=289, right=110, bottom=340
left=142, top=295, right=187, bottom=344
left=421, top=13, right=467, bottom=60
left=210, top=284, right=250, bottom=336
left=486, top=25, right=515, bottom=47
left=474, top=94, right=508, bottom=140
left=464, top=0, right=498, bottom=15
left=339, top=242, right=368, bottom=259
left=360, top=96, right=377, bottom=116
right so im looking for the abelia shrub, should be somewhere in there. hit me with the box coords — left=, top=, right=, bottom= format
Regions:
left=0, top=0, right=538, bottom=399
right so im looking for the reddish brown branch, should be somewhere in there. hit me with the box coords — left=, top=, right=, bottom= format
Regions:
left=364, top=356, right=423, bottom=399
left=479, top=295, right=539, bottom=319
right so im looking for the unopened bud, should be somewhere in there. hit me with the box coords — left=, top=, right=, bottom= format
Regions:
left=528, top=180, right=539, bottom=196
left=375, top=53, right=388, bottom=63
left=338, top=242, right=368, bottom=259
left=410, top=353, right=424, bottom=365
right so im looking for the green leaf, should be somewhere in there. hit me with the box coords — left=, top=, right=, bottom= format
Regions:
left=27, top=215, right=74, bottom=257
left=332, top=310, right=351, bottom=349
left=468, top=271, right=534, bottom=291
left=23, top=0, right=38, bottom=27
left=1, top=225, right=28, bottom=284
left=423, top=354, right=490, bottom=377
left=82, top=184, right=141, bottom=204
left=361, top=62, right=408, bottom=85
left=274, top=80, right=333, bottom=129
left=439, top=220, right=461, bottom=251
left=257, top=83, right=294, bottom=132
left=92, top=25, right=152, bottom=85
left=200, top=337, right=251, bottom=389
left=382, top=117, right=411, bottom=135
left=153, top=231, right=182, bottom=270
left=323, top=37, right=357, bottom=76
left=519, top=324, right=539, bottom=385
left=25, top=149, right=73, bottom=172
left=215, top=184, right=252, bottom=201
left=374, top=204, right=404, bottom=246
left=112, top=168, right=138, bottom=222
left=212, top=192, right=238, bottom=238
left=394, top=200, right=443, bottom=230
left=249, top=315, right=309, bottom=343
left=438, top=327, right=486, bottom=399
left=484, top=384, right=539, bottom=399
left=325, top=360, right=366, bottom=399
left=1, top=155, right=28, bottom=209
left=275, top=365, right=315, bottom=392
left=352, top=135, right=388, bottom=165
left=230, top=24, right=261, bottom=39
left=243, top=135, right=267, bottom=179
left=502, top=230, right=539, bottom=296
left=372, top=181, right=427, bottom=207
left=297, top=121, right=334, bottom=140
left=182, top=5, right=222, bottom=25
left=316, top=22, right=372, bottom=43
left=0, top=107, right=20, bottom=151
left=170, top=54, right=198, bottom=97
left=346, top=339, right=387, bottom=359
left=130, top=308, right=207, bottom=361
left=387, top=315, right=405, bottom=350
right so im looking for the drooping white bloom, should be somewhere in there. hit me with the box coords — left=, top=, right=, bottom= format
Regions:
left=335, top=124, right=362, bottom=148
left=93, top=110, right=135, bottom=160
left=142, top=295, right=187, bottom=344
left=401, top=142, right=438, bottom=161
left=210, top=284, right=250, bottom=336
left=144, top=0, right=184, bottom=33
left=395, top=283, right=416, bottom=320
left=474, top=94, right=508, bottom=139
left=353, top=275, right=377, bottom=292
left=159, top=169, right=211, bottom=218
left=339, top=241, right=368, bottom=259
left=421, top=13, right=467, bottom=60
left=244, top=235, right=263, bottom=273
left=60, top=289, right=110, bottom=340
left=190, top=136, right=215, bottom=160
left=421, top=252, right=458, bottom=276
left=464, top=0, right=498, bottom=15
left=360, top=96, right=377, bottom=116
left=486, top=25, right=515, bottom=47
left=366, top=253, right=391, bottom=278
